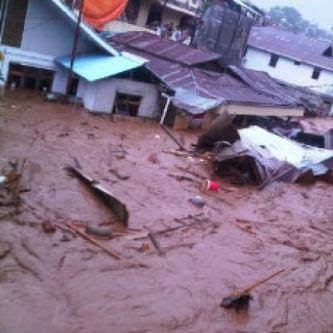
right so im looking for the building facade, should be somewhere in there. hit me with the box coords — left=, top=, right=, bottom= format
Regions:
left=0, top=0, right=159, bottom=117
left=244, top=26, right=333, bottom=113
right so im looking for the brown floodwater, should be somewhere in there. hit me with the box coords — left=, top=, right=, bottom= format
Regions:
left=0, top=91, right=333, bottom=333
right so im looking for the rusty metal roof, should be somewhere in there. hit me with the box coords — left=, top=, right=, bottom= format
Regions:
left=141, top=51, right=299, bottom=106
left=248, top=26, right=333, bottom=71
left=228, top=65, right=300, bottom=104
left=108, top=34, right=300, bottom=113
left=109, top=31, right=222, bottom=66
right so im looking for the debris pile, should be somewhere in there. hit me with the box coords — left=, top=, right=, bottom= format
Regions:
left=199, top=125, right=333, bottom=188
left=0, top=159, right=26, bottom=220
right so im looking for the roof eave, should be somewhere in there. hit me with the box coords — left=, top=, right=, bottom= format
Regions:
left=50, top=0, right=120, bottom=56
left=248, top=45, right=333, bottom=72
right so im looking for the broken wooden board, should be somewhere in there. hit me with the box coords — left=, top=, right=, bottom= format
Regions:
left=66, top=166, right=129, bottom=227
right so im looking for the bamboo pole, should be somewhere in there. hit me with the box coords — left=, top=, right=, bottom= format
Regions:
left=65, top=222, right=121, bottom=260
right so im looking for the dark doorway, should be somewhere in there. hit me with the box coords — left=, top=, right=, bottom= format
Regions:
left=7, top=63, right=54, bottom=91
left=124, top=0, right=140, bottom=24
left=68, top=77, right=79, bottom=96
left=146, top=3, right=162, bottom=26
left=113, top=92, right=142, bottom=117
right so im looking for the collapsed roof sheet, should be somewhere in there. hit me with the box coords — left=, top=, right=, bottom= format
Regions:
left=248, top=26, right=333, bottom=71
left=239, top=126, right=333, bottom=171
left=215, top=126, right=333, bottom=185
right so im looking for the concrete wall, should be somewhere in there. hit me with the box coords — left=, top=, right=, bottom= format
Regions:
left=244, top=47, right=333, bottom=96
left=136, top=0, right=152, bottom=26
left=0, top=45, right=56, bottom=81
left=52, top=73, right=159, bottom=118
left=82, top=78, right=159, bottom=118
left=80, top=81, right=97, bottom=111
left=21, top=0, right=96, bottom=57
left=0, top=0, right=99, bottom=85
left=51, top=70, right=68, bottom=94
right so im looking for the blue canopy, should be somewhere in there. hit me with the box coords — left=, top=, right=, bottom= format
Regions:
left=57, top=54, right=146, bottom=81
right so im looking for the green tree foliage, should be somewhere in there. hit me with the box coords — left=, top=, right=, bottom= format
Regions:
left=268, top=6, right=333, bottom=42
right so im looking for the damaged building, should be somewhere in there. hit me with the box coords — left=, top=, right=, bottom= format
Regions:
left=0, top=0, right=306, bottom=125
left=0, top=0, right=162, bottom=117
left=108, top=31, right=305, bottom=128
left=212, top=125, right=333, bottom=186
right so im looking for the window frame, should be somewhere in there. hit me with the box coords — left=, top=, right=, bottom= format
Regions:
left=311, top=67, right=321, bottom=80
left=269, top=54, right=279, bottom=68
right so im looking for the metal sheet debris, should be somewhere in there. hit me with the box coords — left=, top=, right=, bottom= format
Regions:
left=66, top=166, right=129, bottom=226
left=214, top=126, right=333, bottom=185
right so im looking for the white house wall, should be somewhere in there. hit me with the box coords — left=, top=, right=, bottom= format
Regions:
left=0, top=0, right=101, bottom=85
left=51, top=70, right=69, bottom=94
left=76, top=79, right=87, bottom=99
left=80, top=81, right=97, bottom=110
left=0, top=45, right=56, bottom=80
left=82, top=78, right=159, bottom=118
left=21, top=0, right=97, bottom=57
left=245, top=47, right=333, bottom=96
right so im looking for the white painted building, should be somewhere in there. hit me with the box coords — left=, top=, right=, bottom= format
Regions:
left=244, top=26, right=333, bottom=113
left=0, top=0, right=160, bottom=117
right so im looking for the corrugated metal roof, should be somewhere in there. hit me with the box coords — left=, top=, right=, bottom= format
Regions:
left=141, top=49, right=298, bottom=107
left=248, top=26, right=333, bottom=71
left=57, top=54, right=145, bottom=81
left=228, top=65, right=300, bottom=104
left=109, top=34, right=301, bottom=114
left=109, top=31, right=222, bottom=66
left=172, top=88, right=223, bottom=114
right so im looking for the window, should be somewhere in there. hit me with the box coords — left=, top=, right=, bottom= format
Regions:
left=323, top=46, right=332, bottom=57
left=68, top=77, right=79, bottom=96
left=312, top=68, right=321, bottom=80
left=113, top=93, right=142, bottom=117
left=1, top=0, right=28, bottom=47
left=269, top=54, right=279, bottom=67
left=145, top=3, right=162, bottom=27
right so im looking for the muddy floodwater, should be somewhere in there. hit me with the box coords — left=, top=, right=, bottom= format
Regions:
left=0, top=92, right=333, bottom=333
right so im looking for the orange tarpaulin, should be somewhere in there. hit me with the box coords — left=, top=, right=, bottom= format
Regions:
left=83, top=0, right=128, bottom=31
